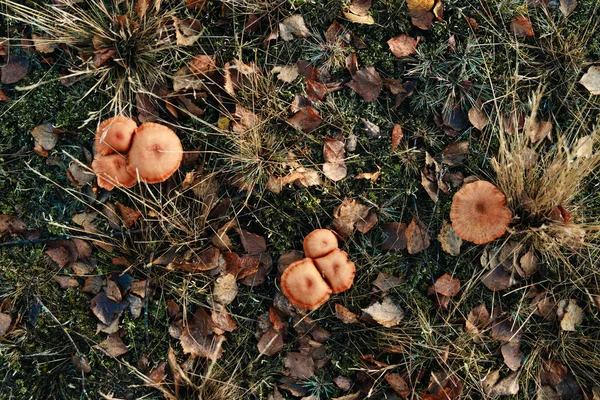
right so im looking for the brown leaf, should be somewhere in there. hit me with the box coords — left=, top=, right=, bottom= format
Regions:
left=279, top=15, right=310, bottom=41
left=391, top=124, right=403, bottom=152
left=213, top=274, right=238, bottom=305
left=211, top=303, right=237, bottom=334
left=31, top=123, right=58, bottom=154
left=323, top=136, right=347, bottom=181
left=335, top=303, right=360, bottom=324
left=90, top=292, right=127, bottom=325
left=560, top=299, right=584, bottom=331
left=386, top=373, right=410, bottom=397
left=116, top=202, right=141, bottom=228
left=334, top=376, right=354, bottom=392
left=82, top=276, right=103, bottom=295
left=333, top=198, right=377, bottom=238
left=393, top=80, right=417, bottom=108
left=361, top=119, right=381, bottom=138
left=95, top=335, right=129, bottom=358
left=381, top=222, right=407, bottom=251
left=287, top=106, right=322, bottom=132
left=189, top=54, right=216, bottom=77
left=258, top=328, right=284, bottom=356
left=67, top=161, right=94, bottom=187
left=438, top=141, right=469, bottom=166
left=468, top=100, right=489, bottom=130
left=235, top=227, right=267, bottom=255
left=433, top=273, right=460, bottom=297
left=346, top=53, right=359, bottom=76
left=433, top=0, right=444, bottom=20
left=343, top=10, right=375, bottom=25
left=284, top=352, right=315, bottom=378
left=354, top=168, right=381, bottom=182
left=438, top=220, right=462, bottom=256
left=186, top=0, right=207, bottom=10
left=559, top=0, right=577, bottom=16
left=0, top=215, right=27, bottom=237
left=488, top=372, right=520, bottom=396
left=362, top=297, right=404, bottom=327
left=45, top=246, right=72, bottom=268
left=491, top=318, right=522, bottom=343
left=167, top=247, right=220, bottom=272
left=372, top=272, right=404, bottom=293
left=0, top=313, right=12, bottom=336
left=1, top=55, right=31, bottom=84
left=481, top=265, right=516, bottom=291
left=347, top=67, right=382, bottom=102
left=529, top=120, right=552, bottom=143
left=180, top=308, right=226, bottom=360
left=306, top=79, right=328, bottom=101
left=516, top=248, right=539, bottom=277
left=501, top=342, right=523, bottom=371
left=0, top=89, right=10, bottom=102
left=406, top=217, right=431, bottom=254
left=54, top=275, right=79, bottom=289
left=531, top=292, right=557, bottom=321
left=72, top=353, right=92, bottom=374
left=72, top=211, right=98, bottom=233
left=174, top=17, right=202, bottom=46
left=467, top=304, right=491, bottom=329
left=411, top=11, right=435, bottom=29
left=510, top=15, right=535, bottom=37
left=31, top=33, right=57, bottom=54
left=387, top=34, right=419, bottom=58
left=580, top=66, right=600, bottom=95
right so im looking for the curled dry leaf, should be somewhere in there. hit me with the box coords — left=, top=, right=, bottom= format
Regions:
left=347, top=67, right=382, bottom=102
left=510, top=15, right=534, bottom=37
left=381, top=222, right=407, bottom=251
left=354, top=167, right=381, bottom=182
left=333, top=198, right=378, bottom=238
left=362, top=297, right=404, bottom=327
left=406, top=217, right=431, bottom=254
left=579, top=66, right=600, bottom=95
left=279, top=15, right=310, bottom=41
left=343, top=0, right=375, bottom=25
left=387, top=34, right=419, bottom=58
left=335, top=303, right=360, bottom=324
left=438, top=220, right=462, bottom=256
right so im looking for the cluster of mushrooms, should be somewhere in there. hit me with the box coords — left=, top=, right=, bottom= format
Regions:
left=91, top=116, right=183, bottom=191
left=281, top=229, right=355, bottom=310
left=450, top=180, right=512, bottom=244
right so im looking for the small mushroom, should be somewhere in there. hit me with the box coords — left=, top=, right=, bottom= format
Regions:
left=95, top=115, right=137, bottom=156
left=313, top=248, right=355, bottom=294
left=450, top=180, right=512, bottom=244
left=280, top=258, right=332, bottom=310
left=92, top=154, right=136, bottom=191
left=126, top=123, right=183, bottom=184
left=303, top=229, right=338, bottom=259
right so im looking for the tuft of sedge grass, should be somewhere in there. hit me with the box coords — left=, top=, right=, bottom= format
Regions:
left=490, top=90, right=600, bottom=270
left=2, top=0, right=188, bottom=120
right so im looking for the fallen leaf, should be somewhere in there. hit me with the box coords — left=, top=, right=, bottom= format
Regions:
left=82, top=276, right=103, bottom=295
left=323, top=136, right=347, bottom=181
left=180, top=308, right=226, bottom=360
left=438, top=220, right=462, bottom=256
left=346, top=53, right=359, bottom=76
left=386, top=373, right=410, bottom=397
left=287, top=106, right=322, bottom=132
left=529, top=120, right=552, bottom=143
left=531, top=291, right=557, bottom=321
left=279, top=15, right=310, bottom=41
left=438, top=141, right=469, bottom=166
left=284, top=352, right=315, bottom=378
left=579, top=66, right=600, bottom=95
left=466, top=303, right=491, bottom=333
left=343, top=10, right=375, bottom=25
left=560, top=299, right=584, bottom=331
left=362, top=297, right=404, bottom=327
left=174, top=17, right=202, bottom=46
left=211, top=303, right=237, bottom=334
left=1, top=55, right=31, bottom=84
left=501, top=342, right=523, bottom=371
left=347, top=0, right=372, bottom=15
left=510, top=15, right=534, bottom=37
left=380, top=222, right=407, bottom=251
left=189, top=54, right=216, bottom=77
left=489, top=372, right=520, bottom=396
left=468, top=100, right=489, bottom=130
left=306, top=79, right=328, bottom=101
left=559, top=0, right=577, bottom=16
left=0, top=313, right=12, bottom=336
left=235, top=227, right=267, bottom=255
left=67, top=162, right=94, bottom=187
left=433, top=0, right=444, bottom=20
left=72, top=261, right=94, bottom=276
left=213, top=274, right=238, bottom=305
left=116, top=202, right=141, bottom=228
left=0, top=89, right=10, bottom=102
left=272, top=65, right=299, bottom=83
left=405, top=217, right=431, bottom=254
left=334, top=376, right=353, bottom=392
left=72, top=211, right=98, bottom=233
left=433, top=273, right=460, bottom=297
left=482, top=265, right=516, bottom=291
left=54, top=275, right=79, bottom=289
left=31, top=33, right=57, bottom=54
left=411, top=11, right=435, bottom=29
left=31, top=123, right=58, bottom=155
left=90, top=292, right=127, bottom=325
left=347, top=67, right=382, bottom=102
left=491, top=318, right=522, bottom=343
left=258, top=328, right=284, bottom=356
left=0, top=215, right=27, bottom=237
left=354, top=168, right=381, bottom=182
left=335, top=304, right=360, bottom=324
left=95, top=336, right=129, bottom=358
left=516, top=248, right=539, bottom=277
left=333, top=198, right=378, bottom=238
left=391, top=124, right=403, bottom=152
left=361, top=119, right=381, bottom=138
left=72, top=353, right=92, bottom=374
left=387, top=34, right=419, bottom=58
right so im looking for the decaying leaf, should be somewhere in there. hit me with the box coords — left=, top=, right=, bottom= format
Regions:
left=405, top=217, right=431, bottom=254
left=235, top=227, right=267, bottom=255
left=391, top=124, right=403, bottom=152
left=488, top=371, right=520, bottom=396
left=380, top=222, right=407, bottom=251
left=559, top=299, right=584, bottom=332
left=94, top=336, right=129, bottom=358
left=54, top=275, right=79, bottom=289
left=32, top=33, right=57, bottom=54
left=468, top=100, right=489, bottom=130
left=287, top=106, right=322, bottom=132
left=284, top=352, right=315, bottom=378
left=362, top=297, right=404, bottom=327
left=0, top=215, right=27, bottom=237
left=438, top=220, right=462, bottom=256
left=528, top=120, right=552, bottom=143
left=279, top=15, right=310, bottom=41
left=271, top=65, right=299, bottom=83
left=372, top=272, right=404, bottom=293
left=580, top=66, right=600, bottom=95
left=354, top=167, right=381, bottom=182
left=0, top=313, right=12, bottom=336
left=343, top=0, right=375, bottom=25
left=510, top=15, right=534, bottom=37
left=31, top=123, right=58, bottom=156
left=347, top=67, right=382, bottom=102
left=1, top=55, right=31, bottom=84
left=438, top=141, right=469, bottom=167
left=387, top=34, right=419, bottom=58
left=258, top=328, right=284, bottom=356
left=213, top=274, right=238, bottom=306
left=335, top=303, right=360, bottom=324
left=333, top=198, right=378, bottom=238
left=559, top=0, right=577, bottom=16
left=501, top=342, right=523, bottom=371
left=174, top=17, right=202, bottom=46
left=323, top=136, right=347, bottom=181
left=482, top=265, right=516, bottom=292
left=180, top=308, right=226, bottom=360
left=386, top=373, right=410, bottom=397
left=432, top=273, right=460, bottom=297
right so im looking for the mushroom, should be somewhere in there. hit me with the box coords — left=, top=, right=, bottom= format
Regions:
left=280, top=258, right=332, bottom=310
left=303, top=229, right=338, bottom=259
left=95, top=115, right=137, bottom=156
left=126, top=123, right=183, bottom=184
left=450, top=180, right=512, bottom=244
left=313, top=248, right=355, bottom=294
left=91, top=154, right=136, bottom=191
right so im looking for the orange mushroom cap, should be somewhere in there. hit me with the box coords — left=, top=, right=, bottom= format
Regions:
left=280, top=258, right=332, bottom=310
left=95, top=115, right=137, bottom=156
left=92, top=153, right=136, bottom=191
left=126, top=123, right=183, bottom=184
left=450, top=180, right=512, bottom=244
left=313, top=248, right=355, bottom=294
left=303, top=229, right=338, bottom=259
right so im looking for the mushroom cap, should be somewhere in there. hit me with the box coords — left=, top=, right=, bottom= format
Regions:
left=95, top=116, right=137, bottom=156
left=92, top=153, right=136, bottom=191
left=450, top=180, right=512, bottom=244
left=280, top=258, right=332, bottom=310
left=126, top=123, right=183, bottom=184
left=313, top=248, right=355, bottom=294
left=303, top=229, right=338, bottom=259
